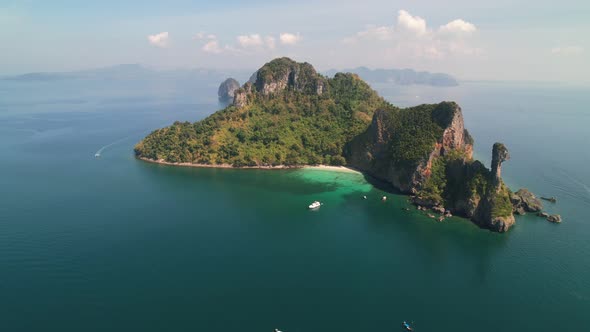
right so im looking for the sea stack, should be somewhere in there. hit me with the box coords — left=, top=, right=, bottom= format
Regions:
left=471, top=143, right=515, bottom=232
left=218, top=78, right=240, bottom=104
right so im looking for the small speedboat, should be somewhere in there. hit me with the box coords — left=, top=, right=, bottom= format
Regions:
left=308, top=201, right=322, bottom=209
left=402, top=321, right=413, bottom=331
left=95, top=153, right=100, bottom=158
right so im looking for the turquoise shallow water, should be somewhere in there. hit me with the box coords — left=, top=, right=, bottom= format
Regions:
left=0, top=77, right=589, bottom=331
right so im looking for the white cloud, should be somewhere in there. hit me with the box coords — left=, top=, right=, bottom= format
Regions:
left=343, top=25, right=394, bottom=43
left=439, top=19, right=477, bottom=35
left=343, top=10, right=480, bottom=59
left=551, top=46, right=583, bottom=55
left=397, top=10, right=427, bottom=35
left=237, top=34, right=264, bottom=48
left=202, top=40, right=223, bottom=54
left=147, top=32, right=169, bottom=48
left=280, top=33, right=302, bottom=45
left=265, top=36, right=276, bottom=49
left=197, top=32, right=301, bottom=55
left=235, top=33, right=287, bottom=50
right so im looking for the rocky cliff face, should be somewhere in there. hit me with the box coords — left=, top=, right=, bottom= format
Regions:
left=218, top=78, right=240, bottom=104
left=347, top=104, right=521, bottom=232
left=232, top=58, right=326, bottom=109
left=470, top=143, right=515, bottom=232
left=347, top=102, right=472, bottom=194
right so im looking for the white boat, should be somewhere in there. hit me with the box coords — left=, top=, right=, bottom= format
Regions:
left=308, top=201, right=322, bottom=209
left=95, top=153, right=100, bottom=158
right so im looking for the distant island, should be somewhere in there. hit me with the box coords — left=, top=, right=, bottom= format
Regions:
left=218, top=78, right=241, bottom=104
left=324, top=67, right=458, bottom=86
left=1, top=64, right=253, bottom=84
left=135, top=57, right=558, bottom=232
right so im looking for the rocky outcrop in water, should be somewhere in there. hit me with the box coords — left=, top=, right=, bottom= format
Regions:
left=218, top=78, right=241, bottom=104
left=470, top=143, right=515, bottom=232
left=511, top=189, right=543, bottom=214
left=547, top=214, right=562, bottom=223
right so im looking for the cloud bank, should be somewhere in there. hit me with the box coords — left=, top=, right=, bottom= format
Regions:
left=279, top=33, right=302, bottom=45
left=147, top=32, right=169, bottom=48
left=194, top=32, right=302, bottom=55
left=343, top=10, right=479, bottom=59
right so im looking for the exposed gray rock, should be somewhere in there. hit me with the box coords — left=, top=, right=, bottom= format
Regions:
left=471, top=143, right=515, bottom=233
left=491, top=143, right=509, bottom=187
left=218, top=78, right=240, bottom=103
left=547, top=214, right=562, bottom=223
left=412, top=196, right=439, bottom=208
left=252, top=58, right=326, bottom=96
left=511, top=189, right=543, bottom=213
left=432, top=206, right=446, bottom=214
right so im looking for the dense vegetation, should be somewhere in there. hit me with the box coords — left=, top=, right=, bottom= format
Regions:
left=135, top=59, right=391, bottom=167
left=418, top=148, right=513, bottom=218
left=344, top=101, right=465, bottom=192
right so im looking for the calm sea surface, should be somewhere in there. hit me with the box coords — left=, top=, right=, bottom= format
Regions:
left=0, top=76, right=589, bottom=331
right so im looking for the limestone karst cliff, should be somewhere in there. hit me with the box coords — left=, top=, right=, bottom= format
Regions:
left=218, top=78, right=240, bottom=104
left=232, top=57, right=326, bottom=108
left=346, top=101, right=473, bottom=193
left=346, top=105, right=518, bottom=232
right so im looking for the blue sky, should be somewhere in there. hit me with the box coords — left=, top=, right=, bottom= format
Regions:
left=1, top=0, right=589, bottom=82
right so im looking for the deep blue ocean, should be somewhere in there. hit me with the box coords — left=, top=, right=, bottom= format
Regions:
left=0, top=73, right=589, bottom=331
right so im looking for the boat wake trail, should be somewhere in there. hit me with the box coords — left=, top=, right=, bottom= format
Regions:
left=94, top=136, right=133, bottom=158
left=543, top=167, right=590, bottom=207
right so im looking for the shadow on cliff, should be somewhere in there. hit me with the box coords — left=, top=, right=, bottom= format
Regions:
left=357, top=171, right=405, bottom=195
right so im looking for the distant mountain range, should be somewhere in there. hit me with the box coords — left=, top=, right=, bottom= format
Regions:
left=1, top=64, right=253, bottom=84
left=324, top=67, right=459, bottom=86
left=3, top=64, right=459, bottom=87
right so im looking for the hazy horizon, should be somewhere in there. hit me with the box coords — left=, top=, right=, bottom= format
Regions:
left=2, top=0, right=589, bottom=83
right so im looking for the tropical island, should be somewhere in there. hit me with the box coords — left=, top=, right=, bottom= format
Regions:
left=135, top=57, right=559, bottom=232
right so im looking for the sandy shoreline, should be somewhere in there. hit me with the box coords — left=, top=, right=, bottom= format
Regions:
left=138, top=157, right=361, bottom=174
left=303, top=165, right=361, bottom=174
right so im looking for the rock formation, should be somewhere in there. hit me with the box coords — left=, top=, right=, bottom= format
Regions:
left=218, top=78, right=241, bottom=104
left=470, top=144, right=515, bottom=232
left=347, top=101, right=472, bottom=194
left=232, top=58, right=326, bottom=109
left=252, top=57, right=325, bottom=97
left=347, top=107, right=517, bottom=232
left=491, top=143, right=508, bottom=186
left=510, top=189, right=543, bottom=214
